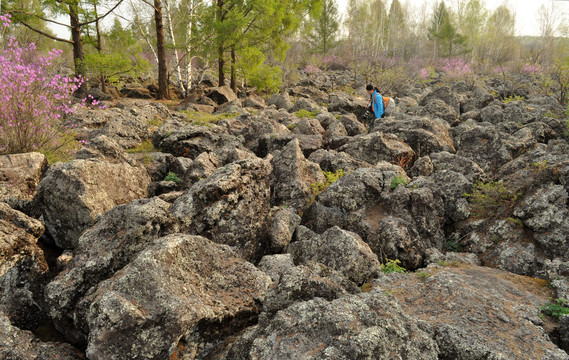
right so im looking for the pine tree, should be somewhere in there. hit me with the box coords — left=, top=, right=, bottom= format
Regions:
left=304, top=0, right=340, bottom=54
left=428, top=1, right=465, bottom=58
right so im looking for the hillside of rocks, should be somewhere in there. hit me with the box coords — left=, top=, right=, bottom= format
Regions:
left=2, top=70, right=569, bottom=359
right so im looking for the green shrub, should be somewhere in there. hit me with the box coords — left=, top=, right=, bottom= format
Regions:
left=502, top=95, right=524, bottom=104
left=463, top=181, right=522, bottom=218
left=390, top=175, right=408, bottom=190
left=164, top=172, right=181, bottom=183
left=540, top=299, right=569, bottom=321
left=294, top=109, right=319, bottom=118
left=381, top=259, right=406, bottom=274
left=445, top=240, right=460, bottom=252
left=306, top=169, right=345, bottom=207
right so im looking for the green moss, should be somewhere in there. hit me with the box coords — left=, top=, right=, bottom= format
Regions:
left=390, top=175, right=408, bottom=190
left=294, top=109, right=319, bottom=118
left=181, top=111, right=239, bottom=127
left=126, top=140, right=156, bottom=154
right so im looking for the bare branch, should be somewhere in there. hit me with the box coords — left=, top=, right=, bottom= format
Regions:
left=20, top=21, right=74, bottom=43
left=10, top=10, right=71, bottom=28
left=79, top=0, right=125, bottom=26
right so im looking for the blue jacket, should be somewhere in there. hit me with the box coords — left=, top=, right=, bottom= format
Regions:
left=370, top=90, right=384, bottom=118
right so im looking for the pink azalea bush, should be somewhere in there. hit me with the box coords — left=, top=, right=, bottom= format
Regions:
left=304, top=64, right=321, bottom=76
left=0, top=15, right=93, bottom=156
left=441, top=58, right=472, bottom=79
left=521, top=63, right=542, bottom=75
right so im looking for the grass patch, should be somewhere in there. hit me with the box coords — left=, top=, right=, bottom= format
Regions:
left=40, top=133, right=84, bottom=164
left=294, top=109, right=319, bottom=118
left=390, top=175, right=408, bottom=190
left=126, top=140, right=156, bottom=154
left=181, top=111, right=239, bottom=127
left=502, top=95, right=525, bottom=104
left=416, top=271, right=431, bottom=281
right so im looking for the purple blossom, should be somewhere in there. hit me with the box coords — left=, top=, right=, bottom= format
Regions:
left=304, top=65, right=321, bottom=75
left=0, top=16, right=104, bottom=155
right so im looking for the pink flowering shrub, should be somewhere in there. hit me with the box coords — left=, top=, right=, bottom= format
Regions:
left=419, top=68, right=430, bottom=79
left=0, top=16, right=93, bottom=156
left=521, top=63, right=542, bottom=75
left=304, top=65, right=321, bottom=76
left=441, top=58, right=472, bottom=79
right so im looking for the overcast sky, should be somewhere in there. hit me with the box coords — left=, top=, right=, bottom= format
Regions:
left=336, top=0, right=569, bottom=36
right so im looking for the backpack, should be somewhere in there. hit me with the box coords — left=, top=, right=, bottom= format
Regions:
left=372, top=92, right=390, bottom=111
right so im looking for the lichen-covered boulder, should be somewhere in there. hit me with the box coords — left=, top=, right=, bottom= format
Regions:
left=0, top=152, right=48, bottom=210
left=339, top=132, right=415, bottom=166
left=84, top=234, right=271, bottom=360
left=45, top=197, right=179, bottom=346
left=268, top=208, right=302, bottom=252
left=220, top=288, right=439, bottom=359
left=270, top=138, right=325, bottom=209
left=35, top=159, right=151, bottom=249
left=171, top=158, right=271, bottom=260
left=0, top=312, right=86, bottom=360
left=375, top=117, right=455, bottom=156
left=288, top=226, right=381, bottom=285
left=0, top=203, right=47, bottom=329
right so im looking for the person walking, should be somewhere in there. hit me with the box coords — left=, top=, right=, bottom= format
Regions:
left=366, top=84, right=384, bottom=131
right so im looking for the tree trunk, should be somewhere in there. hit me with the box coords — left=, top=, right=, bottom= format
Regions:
left=164, top=0, right=186, bottom=94
left=69, top=3, right=85, bottom=76
left=185, top=0, right=195, bottom=95
left=230, top=46, right=237, bottom=93
left=217, top=0, right=225, bottom=86
left=154, top=0, right=169, bottom=100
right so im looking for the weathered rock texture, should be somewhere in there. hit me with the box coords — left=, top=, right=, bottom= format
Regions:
left=35, top=159, right=151, bottom=249
left=171, top=158, right=271, bottom=260
left=84, top=234, right=270, bottom=360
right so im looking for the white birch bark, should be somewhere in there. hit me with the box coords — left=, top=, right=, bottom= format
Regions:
left=164, top=0, right=186, bottom=93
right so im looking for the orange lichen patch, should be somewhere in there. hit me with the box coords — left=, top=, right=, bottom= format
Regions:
left=307, top=343, right=326, bottom=356
left=169, top=340, right=184, bottom=360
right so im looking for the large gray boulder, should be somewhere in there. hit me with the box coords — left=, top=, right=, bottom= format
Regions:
left=339, top=132, right=416, bottom=167
left=262, top=261, right=360, bottom=315
left=453, top=121, right=537, bottom=173
left=419, top=99, right=459, bottom=126
left=267, top=92, right=293, bottom=111
left=0, top=152, right=48, bottom=210
left=206, top=86, right=238, bottom=104
left=288, top=226, right=381, bottom=285
left=35, top=159, right=151, bottom=249
left=308, top=149, right=373, bottom=173
left=420, top=85, right=460, bottom=114
left=152, top=120, right=241, bottom=159
left=45, top=197, right=180, bottom=346
left=270, top=138, right=325, bottom=209
left=303, top=167, right=447, bottom=269
left=0, top=203, right=48, bottom=329
left=375, top=117, right=455, bottom=156
left=268, top=208, right=302, bottom=252
left=386, top=264, right=568, bottom=360
left=83, top=234, right=271, bottom=360
left=171, top=158, right=271, bottom=260
left=220, top=288, right=439, bottom=359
